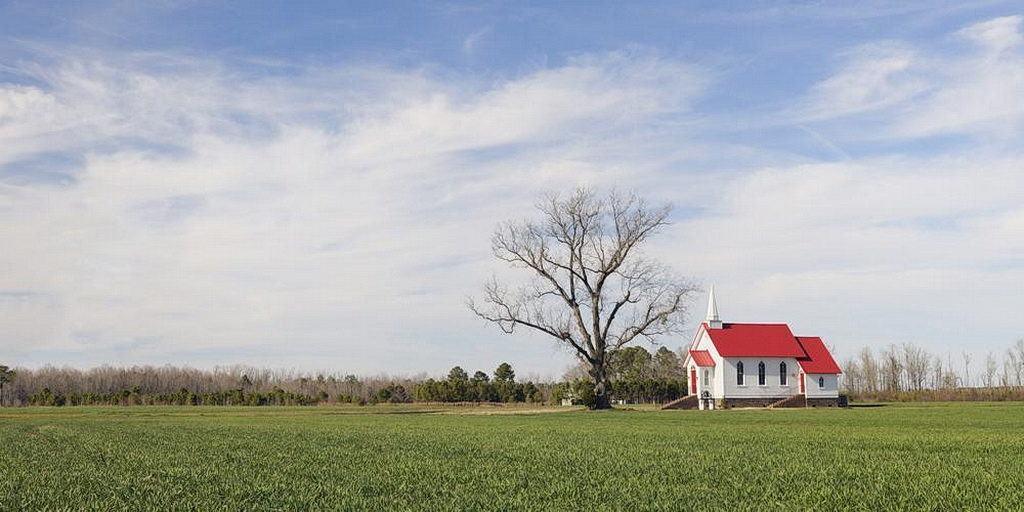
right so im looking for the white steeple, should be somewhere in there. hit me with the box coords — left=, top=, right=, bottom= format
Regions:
left=706, top=285, right=722, bottom=329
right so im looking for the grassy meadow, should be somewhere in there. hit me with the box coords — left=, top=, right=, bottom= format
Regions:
left=2, top=402, right=1023, bottom=510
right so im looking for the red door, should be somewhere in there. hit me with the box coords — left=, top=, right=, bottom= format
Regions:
left=799, top=372, right=805, bottom=394
left=690, top=369, right=697, bottom=395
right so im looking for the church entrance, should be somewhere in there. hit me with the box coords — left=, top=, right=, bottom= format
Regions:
left=699, top=390, right=714, bottom=410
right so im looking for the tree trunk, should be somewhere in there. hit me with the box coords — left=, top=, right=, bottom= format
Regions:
left=589, top=363, right=612, bottom=410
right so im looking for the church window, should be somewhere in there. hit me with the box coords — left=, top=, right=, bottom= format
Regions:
left=818, top=376, right=825, bottom=388
left=703, top=369, right=710, bottom=386
left=780, top=362, right=788, bottom=385
left=758, top=361, right=766, bottom=385
left=736, top=361, right=744, bottom=385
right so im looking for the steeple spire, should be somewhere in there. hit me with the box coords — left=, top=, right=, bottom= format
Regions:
left=706, top=285, right=722, bottom=329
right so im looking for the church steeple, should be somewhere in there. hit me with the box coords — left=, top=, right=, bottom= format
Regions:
left=706, top=285, right=722, bottom=329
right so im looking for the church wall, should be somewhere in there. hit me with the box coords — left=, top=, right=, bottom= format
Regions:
left=804, top=373, right=839, bottom=398
left=720, top=356, right=800, bottom=399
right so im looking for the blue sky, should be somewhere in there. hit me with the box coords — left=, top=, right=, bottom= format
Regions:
left=1, top=1, right=1023, bottom=379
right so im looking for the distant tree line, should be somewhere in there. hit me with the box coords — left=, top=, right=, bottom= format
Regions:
left=0, top=362, right=562, bottom=407
left=412, top=363, right=546, bottom=403
left=0, top=346, right=690, bottom=407
left=25, top=386, right=325, bottom=407
left=841, top=339, right=1024, bottom=401
left=0, top=365, right=425, bottom=407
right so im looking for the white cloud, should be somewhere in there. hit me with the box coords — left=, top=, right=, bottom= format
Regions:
left=0, top=49, right=710, bottom=373
left=462, top=27, right=491, bottom=54
left=895, top=16, right=1024, bottom=138
left=958, top=14, right=1024, bottom=51
left=799, top=43, right=927, bottom=120
left=797, top=15, right=1024, bottom=139
left=340, top=51, right=705, bottom=163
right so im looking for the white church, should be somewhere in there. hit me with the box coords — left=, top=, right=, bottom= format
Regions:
left=667, top=288, right=843, bottom=410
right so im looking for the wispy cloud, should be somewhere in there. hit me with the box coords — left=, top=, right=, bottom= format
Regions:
left=797, top=42, right=927, bottom=120
left=0, top=48, right=710, bottom=372
left=796, top=15, right=1024, bottom=140
left=462, top=26, right=491, bottom=54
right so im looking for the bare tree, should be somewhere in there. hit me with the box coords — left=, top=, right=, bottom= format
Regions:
left=1011, top=339, right=1024, bottom=387
left=961, top=351, right=972, bottom=388
left=469, top=189, right=697, bottom=409
left=930, top=355, right=943, bottom=389
left=858, top=347, right=879, bottom=394
left=880, top=345, right=903, bottom=392
left=983, top=352, right=998, bottom=388
left=840, top=357, right=860, bottom=394
left=1002, top=350, right=1015, bottom=387
left=902, top=343, right=931, bottom=392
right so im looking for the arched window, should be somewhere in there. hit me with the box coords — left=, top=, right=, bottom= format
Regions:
left=818, top=376, right=825, bottom=388
left=758, top=361, right=766, bottom=386
left=736, top=361, right=745, bottom=385
left=780, top=362, right=788, bottom=385
left=703, top=369, right=710, bottom=386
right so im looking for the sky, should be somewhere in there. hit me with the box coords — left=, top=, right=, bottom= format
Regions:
left=1, top=1, right=1023, bottom=378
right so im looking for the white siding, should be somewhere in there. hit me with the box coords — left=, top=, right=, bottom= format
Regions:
left=804, top=373, right=839, bottom=398
left=721, top=357, right=800, bottom=399
left=687, top=327, right=725, bottom=399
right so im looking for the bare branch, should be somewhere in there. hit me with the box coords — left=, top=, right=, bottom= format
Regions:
left=469, top=187, right=696, bottom=408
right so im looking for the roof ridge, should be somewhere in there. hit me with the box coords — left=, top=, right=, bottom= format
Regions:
left=703, top=322, right=805, bottom=358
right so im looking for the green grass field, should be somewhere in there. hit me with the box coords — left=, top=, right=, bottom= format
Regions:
left=2, top=402, right=1023, bottom=510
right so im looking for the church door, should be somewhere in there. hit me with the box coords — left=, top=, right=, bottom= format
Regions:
left=799, top=372, right=805, bottom=394
left=690, top=368, right=697, bottom=395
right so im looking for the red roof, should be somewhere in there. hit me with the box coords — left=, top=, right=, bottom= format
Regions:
left=703, top=323, right=807, bottom=358
left=689, top=350, right=716, bottom=367
left=796, top=337, right=842, bottom=374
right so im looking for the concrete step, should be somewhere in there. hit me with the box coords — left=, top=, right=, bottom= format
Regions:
left=768, top=394, right=807, bottom=409
left=661, top=395, right=699, bottom=410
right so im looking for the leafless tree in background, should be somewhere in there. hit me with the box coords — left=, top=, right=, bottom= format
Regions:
left=930, top=356, right=943, bottom=389
left=983, top=352, right=998, bottom=388
left=840, top=357, right=860, bottom=394
left=858, top=347, right=879, bottom=393
left=881, top=345, right=904, bottom=392
left=1011, top=340, right=1024, bottom=386
left=902, top=343, right=930, bottom=391
left=469, top=188, right=698, bottom=409
left=1006, top=350, right=1020, bottom=387
left=962, top=351, right=972, bottom=388
left=840, top=340, right=1024, bottom=399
